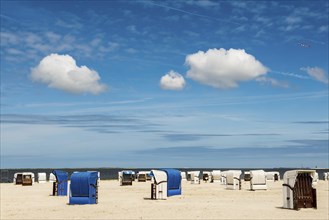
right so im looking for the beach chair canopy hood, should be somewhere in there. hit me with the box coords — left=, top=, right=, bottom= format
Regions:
left=52, top=170, right=68, bottom=183
left=161, top=169, right=182, bottom=196
left=122, top=170, right=135, bottom=175
left=151, top=170, right=167, bottom=184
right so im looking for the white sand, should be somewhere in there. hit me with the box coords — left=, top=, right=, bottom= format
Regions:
left=1, top=180, right=328, bottom=219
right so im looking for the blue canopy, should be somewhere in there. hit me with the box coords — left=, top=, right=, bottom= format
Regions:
left=52, top=170, right=68, bottom=196
left=122, top=170, right=135, bottom=175
left=161, top=169, right=182, bottom=197
left=69, top=171, right=98, bottom=205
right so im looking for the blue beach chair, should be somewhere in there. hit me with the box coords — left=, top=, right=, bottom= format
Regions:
left=52, top=170, right=68, bottom=196
left=69, top=171, right=98, bottom=205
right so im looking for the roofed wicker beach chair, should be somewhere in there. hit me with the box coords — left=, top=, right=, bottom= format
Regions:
left=250, top=170, right=267, bottom=190
left=282, top=170, right=317, bottom=210
left=52, top=170, right=68, bottom=196
left=150, top=169, right=181, bottom=200
left=211, top=170, right=221, bottom=183
left=38, top=173, right=47, bottom=183
left=69, top=171, right=98, bottom=205
left=119, top=170, right=135, bottom=186
left=225, top=170, right=242, bottom=190
left=22, top=172, right=35, bottom=186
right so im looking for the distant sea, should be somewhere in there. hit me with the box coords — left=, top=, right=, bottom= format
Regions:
left=1, top=167, right=328, bottom=183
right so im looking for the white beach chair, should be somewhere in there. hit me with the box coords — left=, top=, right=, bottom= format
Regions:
left=202, top=171, right=211, bottom=182
left=266, top=171, right=280, bottom=181
left=38, top=173, right=47, bottom=183
left=151, top=170, right=168, bottom=200
left=250, top=170, right=267, bottom=190
left=221, top=171, right=227, bottom=185
left=188, top=171, right=200, bottom=184
left=225, top=170, right=241, bottom=190
left=13, top=173, right=23, bottom=185
left=180, top=171, right=187, bottom=181
left=119, top=170, right=134, bottom=186
left=211, top=170, right=221, bottom=183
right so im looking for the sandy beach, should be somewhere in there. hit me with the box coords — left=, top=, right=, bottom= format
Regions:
left=1, top=180, right=328, bottom=219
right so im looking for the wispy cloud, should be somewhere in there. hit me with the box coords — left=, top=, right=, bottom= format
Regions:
left=145, top=1, right=241, bottom=25
left=136, top=139, right=328, bottom=158
left=293, top=120, right=329, bottom=124
left=256, top=77, right=289, bottom=88
left=270, top=70, right=310, bottom=79
left=300, top=67, right=329, bottom=84
left=163, top=133, right=280, bottom=142
left=1, top=113, right=160, bottom=134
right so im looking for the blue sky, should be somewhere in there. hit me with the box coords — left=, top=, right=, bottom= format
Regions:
left=1, top=0, right=328, bottom=168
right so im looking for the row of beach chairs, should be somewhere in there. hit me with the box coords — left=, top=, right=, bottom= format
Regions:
left=13, top=169, right=326, bottom=210
left=14, top=170, right=100, bottom=205
left=119, top=169, right=322, bottom=210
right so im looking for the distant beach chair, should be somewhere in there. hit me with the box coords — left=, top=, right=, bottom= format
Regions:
left=211, top=170, right=221, bottom=183
left=180, top=171, right=187, bottom=181
left=13, top=173, right=23, bottom=185
left=220, top=171, right=227, bottom=185
left=202, top=171, right=211, bottom=183
left=119, top=170, right=135, bottom=186
left=150, top=169, right=181, bottom=200
left=52, top=170, right=68, bottom=196
left=266, top=171, right=280, bottom=181
left=38, top=173, right=47, bottom=183
left=243, top=171, right=251, bottom=181
left=282, top=170, right=317, bottom=210
left=146, top=172, right=152, bottom=181
left=137, top=171, right=148, bottom=182
left=250, top=170, right=267, bottom=190
left=69, top=171, right=98, bottom=205
left=225, top=170, right=241, bottom=190
left=187, top=171, right=200, bottom=184
left=22, top=172, right=35, bottom=186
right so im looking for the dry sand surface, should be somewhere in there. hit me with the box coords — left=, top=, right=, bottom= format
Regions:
left=1, top=180, right=328, bottom=219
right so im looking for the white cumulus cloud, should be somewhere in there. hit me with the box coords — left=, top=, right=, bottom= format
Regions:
left=300, top=66, right=328, bottom=84
left=31, top=53, right=107, bottom=94
left=160, top=70, right=186, bottom=90
left=185, top=48, right=268, bottom=89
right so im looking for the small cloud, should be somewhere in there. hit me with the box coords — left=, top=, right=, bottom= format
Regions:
left=30, top=53, right=108, bottom=94
left=285, top=16, right=302, bottom=24
left=127, top=25, right=137, bottom=32
left=300, top=66, right=329, bottom=84
left=256, top=77, right=289, bottom=88
left=160, top=70, right=186, bottom=90
left=187, top=0, right=218, bottom=7
left=185, top=48, right=268, bottom=89
left=318, top=25, right=328, bottom=33
left=125, top=48, right=138, bottom=54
